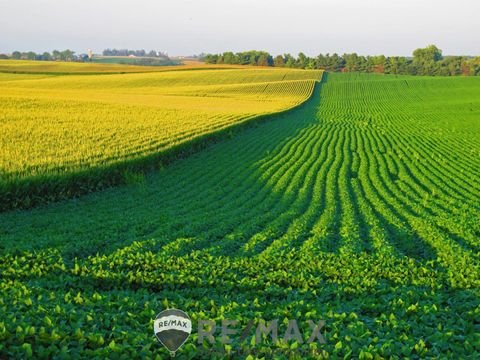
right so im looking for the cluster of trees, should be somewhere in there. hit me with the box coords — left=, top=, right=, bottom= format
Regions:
left=203, top=45, right=480, bottom=76
left=5, top=50, right=78, bottom=61
left=0, top=48, right=173, bottom=63
left=102, top=49, right=168, bottom=58
left=204, top=51, right=275, bottom=67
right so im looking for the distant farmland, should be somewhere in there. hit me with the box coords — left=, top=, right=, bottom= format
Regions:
left=91, top=56, right=180, bottom=66
left=0, top=62, right=479, bottom=358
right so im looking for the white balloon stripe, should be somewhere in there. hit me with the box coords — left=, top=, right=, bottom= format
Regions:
left=154, top=315, right=192, bottom=334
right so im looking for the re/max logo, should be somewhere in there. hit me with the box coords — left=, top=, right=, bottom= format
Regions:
left=197, top=319, right=326, bottom=345
left=157, top=319, right=189, bottom=329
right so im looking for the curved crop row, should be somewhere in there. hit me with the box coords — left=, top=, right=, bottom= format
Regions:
left=0, top=73, right=478, bottom=358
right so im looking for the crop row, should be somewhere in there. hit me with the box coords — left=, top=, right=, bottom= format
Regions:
left=0, top=73, right=478, bottom=358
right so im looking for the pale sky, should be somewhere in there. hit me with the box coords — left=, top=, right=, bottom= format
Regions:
left=1, top=0, right=479, bottom=56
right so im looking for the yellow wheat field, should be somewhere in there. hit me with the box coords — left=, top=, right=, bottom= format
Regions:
left=0, top=61, right=322, bottom=186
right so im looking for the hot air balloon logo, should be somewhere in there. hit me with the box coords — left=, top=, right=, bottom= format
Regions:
left=154, top=309, right=192, bottom=356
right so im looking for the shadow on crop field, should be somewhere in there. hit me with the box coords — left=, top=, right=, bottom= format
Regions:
left=1, top=73, right=480, bottom=357
left=1, top=80, right=479, bottom=263
left=1, top=75, right=479, bottom=280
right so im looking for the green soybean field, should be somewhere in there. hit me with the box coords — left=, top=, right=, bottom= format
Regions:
left=1, top=73, right=479, bottom=359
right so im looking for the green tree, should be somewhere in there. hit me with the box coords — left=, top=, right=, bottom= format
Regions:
left=223, top=52, right=236, bottom=64
left=52, top=50, right=61, bottom=61
left=284, top=54, right=296, bottom=68
left=296, top=52, right=308, bottom=68
left=274, top=55, right=285, bottom=67
left=42, top=52, right=52, bottom=61
left=328, top=53, right=345, bottom=72
left=344, top=53, right=360, bottom=72
left=413, top=45, right=443, bottom=75
left=413, top=44, right=443, bottom=63
left=257, top=54, right=269, bottom=66
left=60, top=49, right=75, bottom=61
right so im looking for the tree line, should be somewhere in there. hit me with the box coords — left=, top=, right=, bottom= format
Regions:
left=3, top=50, right=79, bottom=61
left=102, top=49, right=168, bottom=58
left=203, top=46, right=480, bottom=76
left=0, top=49, right=171, bottom=62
